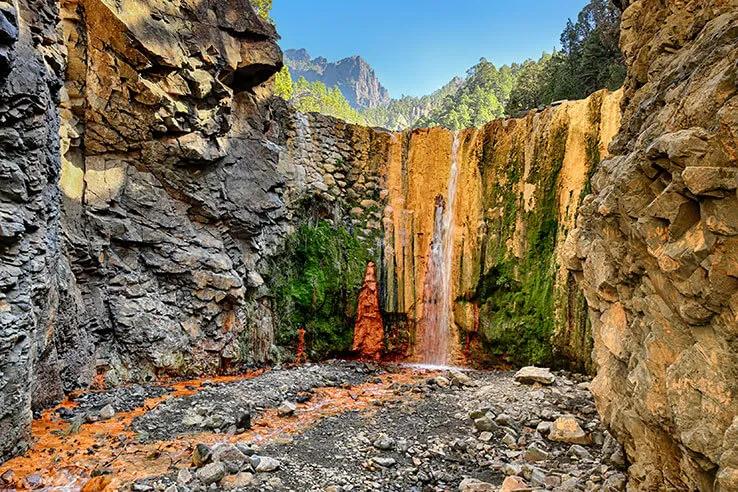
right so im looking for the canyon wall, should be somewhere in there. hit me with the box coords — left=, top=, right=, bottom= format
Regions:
left=0, top=0, right=65, bottom=461
left=57, top=0, right=286, bottom=387
left=568, top=0, right=738, bottom=489
left=381, top=90, right=622, bottom=368
left=1, top=3, right=735, bottom=489
left=273, top=90, right=623, bottom=368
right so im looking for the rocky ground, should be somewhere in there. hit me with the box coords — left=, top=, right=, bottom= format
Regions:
left=0, top=362, right=626, bottom=491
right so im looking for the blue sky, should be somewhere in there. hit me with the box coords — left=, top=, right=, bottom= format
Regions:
left=272, top=0, right=590, bottom=98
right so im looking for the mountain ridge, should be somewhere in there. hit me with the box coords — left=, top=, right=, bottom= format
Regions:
left=284, top=48, right=390, bottom=109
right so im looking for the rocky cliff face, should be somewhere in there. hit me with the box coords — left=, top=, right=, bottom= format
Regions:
left=0, top=0, right=66, bottom=461
left=381, top=91, right=623, bottom=368
left=285, top=48, right=391, bottom=109
left=569, top=0, right=738, bottom=489
left=0, top=0, right=287, bottom=459
left=274, top=90, right=623, bottom=368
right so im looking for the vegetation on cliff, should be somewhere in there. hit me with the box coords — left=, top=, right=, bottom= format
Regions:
left=506, top=0, right=625, bottom=114
left=276, top=66, right=366, bottom=124
left=270, top=220, right=371, bottom=359
left=278, top=0, right=625, bottom=131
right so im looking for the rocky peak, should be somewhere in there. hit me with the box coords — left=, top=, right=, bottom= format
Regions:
left=284, top=48, right=390, bottom=108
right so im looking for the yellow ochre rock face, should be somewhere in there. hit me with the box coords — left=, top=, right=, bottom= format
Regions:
left=379, top=89, right=622, bottom=367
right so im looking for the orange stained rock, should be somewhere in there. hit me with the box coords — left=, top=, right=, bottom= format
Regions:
left=0, top=368, right=433, bottom=491
left=352, top=262, right=385, bottom=360
left=295, top=327, right=307, bottom=363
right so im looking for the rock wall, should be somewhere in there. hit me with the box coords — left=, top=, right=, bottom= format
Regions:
left=58, top=0, right=284, bottom=386
left=569, top=0, right=738, bottom=489
left=381, top=90, right=622, bottom=368
left=273, top=90, right=623, bottom=368
left=0, top=0, right=65, bottom=461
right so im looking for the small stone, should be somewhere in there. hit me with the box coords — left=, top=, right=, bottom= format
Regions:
left=371, top=457, right=396, bottom=467
left=458, top=477, right=496, bottom=491
left=221, top=472, right=255, bottom=489
left=434, top=376, right=451, bottom=387
left=469, top=408, right=490, bottom=419
left=502, top=463, right=523, bottom=476
left=277, top=401, right=296, bottom=417
left=495, top=413, right=513, bottom=426
left=478, top=431, right=493, bottom=442
left=473, top=415, right=499, bottom=432
left=514, top=366, right=555, bottom=385
left=449, top=370, right=473, bottom=386
left=549, top=416, right=591, bottom=445
left=177, top=468, right=192, bottom=485
left=502, top=433, right=518, bottom=448
left=523, top=444, right=549, bottom=461
left=372, top=434, right=394, bottom=450
left=500, top=476, right=529, bottom=492
left=568, top=444, right=593, bottom=460
left=255, top=456, right=281, bottom=472
left=99, top=404, right=115, bottom=420
left=535, top=421, right=552, bottom=435
left=212, top=443, right=247, bottom=473
left=196, top=462, right=226, bottom=485
left=192, top=443, right=213, bottom=467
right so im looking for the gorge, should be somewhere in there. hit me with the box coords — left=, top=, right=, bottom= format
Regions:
left=0, top=0, right=736, bottom=490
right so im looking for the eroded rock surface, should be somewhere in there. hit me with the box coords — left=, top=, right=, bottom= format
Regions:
left=0, top=0, right=66, bottom=461
left=568, top=1, right=738, bottom=489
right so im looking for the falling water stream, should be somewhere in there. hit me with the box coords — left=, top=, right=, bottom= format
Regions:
left=418, top=131, right=461, bottom=365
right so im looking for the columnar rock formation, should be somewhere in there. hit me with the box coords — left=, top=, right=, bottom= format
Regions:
left=568, top=0, right=738, bottom=489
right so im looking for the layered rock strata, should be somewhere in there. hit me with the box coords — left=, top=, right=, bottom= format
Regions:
left=58, top=0, right=284, bottom=386
left=0, top=0, right=66, bottom=461
left=568, top=1, right=738, bottom=489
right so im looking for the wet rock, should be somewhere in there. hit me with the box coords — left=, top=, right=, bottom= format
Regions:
left=548, top=416, right=590, bottom=445
left=195, top=462, right=225, bottom=485
left=514, top=367, right=555, bottom=385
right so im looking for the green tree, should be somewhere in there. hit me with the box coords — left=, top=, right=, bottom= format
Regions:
left=251, top=0, right=272, bottom=19
left=274, top=66, right=293, bottom=100
left=418, top=58, right=514, bottom=130
left=506, top=0, right=625, bottom=115
left=291, top=77, right=366, bottom=125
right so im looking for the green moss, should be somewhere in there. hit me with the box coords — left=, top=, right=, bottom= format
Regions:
left=471, top=125, right=569, bottom=367
left=268, top=220, right=371, bottom=360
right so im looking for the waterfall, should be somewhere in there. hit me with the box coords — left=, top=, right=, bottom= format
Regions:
left=418, top=131, right=461, bottom=365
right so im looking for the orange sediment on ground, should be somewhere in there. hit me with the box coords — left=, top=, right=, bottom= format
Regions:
left=0, top=368, right=433, bottom=490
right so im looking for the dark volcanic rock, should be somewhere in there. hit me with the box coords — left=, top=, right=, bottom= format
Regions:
left=0, top=0, right=67, bottom=461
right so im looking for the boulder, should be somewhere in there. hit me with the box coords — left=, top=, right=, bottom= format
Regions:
left=548, top=417, right=591, bottom=445
left=514, top=367, right=555, bottom=385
